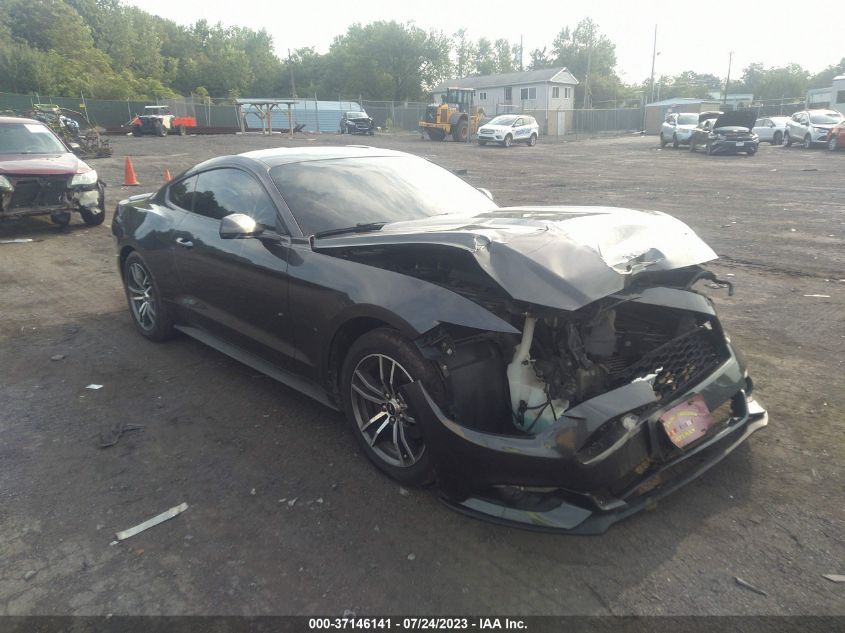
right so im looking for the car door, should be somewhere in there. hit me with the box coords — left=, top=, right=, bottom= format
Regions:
left=512, top=117, right=528, bottom=141
left=663, top=113, right=676, bottom=137
left=171, top=166, right=297, bottom=369
left=753, top=118, right=769, bottom=142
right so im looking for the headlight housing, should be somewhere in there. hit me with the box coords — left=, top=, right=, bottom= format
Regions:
left=0, top=175, right=13, bottom=191
left=70, top=170, right=98, bottom=187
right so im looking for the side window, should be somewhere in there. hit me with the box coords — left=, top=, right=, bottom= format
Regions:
left=754, top=118, right=764, bottom=127
left=551, top=86, right=560, bottom=98
left=514, top=117, right=525, bottom=126
left=193, top=168, right=280, bottom=230
left=169, top=175, right=198, bottom=211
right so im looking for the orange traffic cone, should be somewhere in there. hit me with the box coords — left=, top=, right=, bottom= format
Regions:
left=164, top=168, right=172, bottom=183
left=123, top=157, right=139, bottom=186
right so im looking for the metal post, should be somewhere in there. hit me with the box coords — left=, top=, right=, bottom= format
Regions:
left=287, top=103, right=293, bottom=139
left=649, top=25, right=658, bottom=103
left=315, top=93, right=320, bottom=134
left=723, top=51, right=733, bottom=105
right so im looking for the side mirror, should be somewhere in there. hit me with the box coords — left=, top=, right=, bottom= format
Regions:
left=220, top=213, right=263, bottom=239
left=477, top=187, right=494, bottom=201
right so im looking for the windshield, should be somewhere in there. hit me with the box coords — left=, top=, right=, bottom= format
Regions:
left=271, top=155, right=498, bottom=236
left=677, top=114, right=698, bottom=125
left=809, top=112, right=843, bottom=125
left=347, top=111, right=368, bottom=118
left=488, top=115, right=518, bottom=126
left=0, top=121, right=67, bottom=154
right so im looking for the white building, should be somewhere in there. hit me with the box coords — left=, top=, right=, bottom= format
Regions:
left=430, top=67, right=579, bottom=133
left=807, top=75, right=845, bottom=112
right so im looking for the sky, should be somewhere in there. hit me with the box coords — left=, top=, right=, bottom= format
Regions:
left=127, top=0, right=840, bottom=83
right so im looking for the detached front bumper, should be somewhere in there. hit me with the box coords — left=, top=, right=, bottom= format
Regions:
left=709, top=139, right=758, bottom=154
left=403, top=353, right=767, bottom=534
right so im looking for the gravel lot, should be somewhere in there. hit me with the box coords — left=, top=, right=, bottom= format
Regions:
left=1, top=131, right=843, bottom=616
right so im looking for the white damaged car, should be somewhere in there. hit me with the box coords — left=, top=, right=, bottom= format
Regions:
left=477, top=115, right=539, bottom=148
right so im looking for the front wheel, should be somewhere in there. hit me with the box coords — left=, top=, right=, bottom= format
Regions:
left=155, top=120, right=167, bottom=137
left=689, top=138, right=696, bottom=152
left=803, top=134, right=812, bottom=149
left=705, top=141, right=713, bottom=155
left=659, top=133, right=667, bottom=147
left=478, top=140, right=487, bottom=146
left=452, top=120, right=468, bottom=142
left=80, top=184, right=106, bottom=226
left=341, top=328, right=445, bottom=486
left=177, top=125, right=187, bottom=136
left=746, top=145, right=757, bottom=156
left=528, top=133, right=537, bottom=147
left=830, top=135, right=839, bottom=151
left=502, top=134, right=512, bottom=148
left=783, top=132, right=792, bottom=147
left=772, top=131, right=782, bottom=145
left=672, top=133, right=679, bottom=148
left=123, top=252, right=175, bottom=341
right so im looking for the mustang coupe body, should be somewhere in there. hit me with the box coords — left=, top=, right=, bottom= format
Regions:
left=112, top=146, right=767, bottom=533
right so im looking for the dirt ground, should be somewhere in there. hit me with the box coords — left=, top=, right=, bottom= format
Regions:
left=1, top=131, right=843, bottom=616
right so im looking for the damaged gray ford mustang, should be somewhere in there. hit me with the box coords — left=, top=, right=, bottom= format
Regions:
left=112, top=146, right=767, bottom=533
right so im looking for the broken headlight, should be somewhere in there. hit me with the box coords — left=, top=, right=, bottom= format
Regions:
left=71, top=170, right=98, bottom=187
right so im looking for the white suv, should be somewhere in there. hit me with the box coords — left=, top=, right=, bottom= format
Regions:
left=784, top=110, right=844, bottom=148
left=478, top=115, right=539, bottom=147
left=660, top=112, right=716, bottom=148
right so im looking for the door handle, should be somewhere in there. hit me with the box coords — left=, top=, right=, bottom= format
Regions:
left=175, top=237, right=193, bottom=248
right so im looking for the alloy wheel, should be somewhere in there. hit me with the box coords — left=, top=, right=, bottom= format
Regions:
left=127, top=262, right=157, bottom=331
left=350, top=353, right=423, bottom=468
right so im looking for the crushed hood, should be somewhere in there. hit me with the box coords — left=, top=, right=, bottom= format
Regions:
left=312, top=206, right=717, bottom=311
left=714, top=110, right=756, bottom=131
left=0, top=153, right=87, bottom=175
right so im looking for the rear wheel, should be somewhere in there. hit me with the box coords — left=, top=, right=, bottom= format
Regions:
left=427, top=129, right=446, bottom=141
left=154, top=120, right=167, bottom=137
left=528, top=133, right=537, bottom=147
left=502, top=134, right=513, bottom=148
left=772, top=131, right=782, bottom=145
left=341, top=328, right=446, bottom=486
left=132, top=126, right=143, bottom=137
left=123, top=252, right=175, bottom=341
left=177, top=125, right=187, bottom=136
left=830, top=135, right=839, bottom=151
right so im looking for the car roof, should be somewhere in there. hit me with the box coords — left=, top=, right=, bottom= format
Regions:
left=239, top=145, right=410, bottom=167
left=0, top=116, right=45, bottom=125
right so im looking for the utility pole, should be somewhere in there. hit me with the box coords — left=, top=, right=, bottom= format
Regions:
left=583, top=45, right=592, bottom=109
left=288, top=49, right=297, bottom=98
left=648, top=24, right=658, bottom=103
left=519, top=35, right=524, bottom=72
left=723, top=51, right=733, bottom=105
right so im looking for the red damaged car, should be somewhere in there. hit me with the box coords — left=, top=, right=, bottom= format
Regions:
left=0, top=116, right=106, bottom=227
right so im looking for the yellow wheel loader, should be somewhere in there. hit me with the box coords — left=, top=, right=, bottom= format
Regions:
left=419, top=88, right=484, bottom=142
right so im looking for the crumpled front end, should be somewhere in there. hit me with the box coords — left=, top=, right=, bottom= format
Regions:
left=402, top=280, right=767, bottom=534
left=0, top=173, right=100, bottom=221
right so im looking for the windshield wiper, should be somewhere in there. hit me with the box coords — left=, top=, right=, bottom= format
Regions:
left=313, top=222, right=388, bottom=239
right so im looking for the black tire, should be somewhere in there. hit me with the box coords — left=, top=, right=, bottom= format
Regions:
left=340, top=328, right=446, bottom=486
left=803, top=134, right=812, bottom=149
left=689, top=138, right=696, bottom=152
left=772, top=131, right=782, bottom=145
left=132, top=126, right=143, bottom=137
left=705, top=141, right=713, bottom=155
left=155, top=120, right=166, bottom=137
left=746, top=145, right=757, bottom=156
left=478, top=140, right=487, bottom=146
left=50, top=211, right=71, bottom=227
left=659, top=133, right=667, bottom=147
left=427, top=129, right=445, bottom=141
left=830, top=135, right=839, bottom=151
left=672, top=133, right=679, bottom=148
left=452, top=120, right=468, bottom=142
left=528, top=133, right=537, bottom=147
left=784, top=132, right=792, bottom=147
left=122, top=252, right=175, bottom=342
left=340, top=126, right=345, bottom=134
left=177, top=125, right=187, bottom=136
left=503, top=134, right=513, bottom=148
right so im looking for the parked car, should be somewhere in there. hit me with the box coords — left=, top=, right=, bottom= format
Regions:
left=112, top=146, right=767, bottom=534
left=660, top=112, right=706, bottom=148
left=752, top=116, right=790, bottom=145
left=339, top=111, right=374, bottom=135
left=828, top=121, right=845, bottom=151
left=689, top=110, right=759, bottom=155
left=477, top=115, right=539, bottom=147
left=783, top=109, right=845, bottom=148
left=0, top=116, right=106, bottom=226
